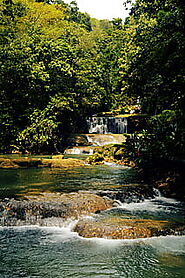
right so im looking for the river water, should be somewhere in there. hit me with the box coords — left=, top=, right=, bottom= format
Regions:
left=0, top=159, right=185, bottom=277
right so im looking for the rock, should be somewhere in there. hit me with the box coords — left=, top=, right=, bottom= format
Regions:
left=0, top=157, right=85, bottom=169
left=13, top=158, right=43, bottom=167
left=51, top=155, right=64, bottom=159
left=85, top=134, right=126, bottom=146
left=95, top=185, right=157, bottom=204
left=73, top=217, right=171, bottom=239
left=113, top=147, right=125, bottom=160
left=86, top=153, right=104, bottom=165
left=85, top=144, right=135, bottom=166
left=0, top=192, right=113, bottom=226
left=26, top=192, right=113, bottom=217
left=0, top=158, right=43, bottom=169
left=67, top=134, right=90, bottom=146
left=64, top=146, right=94, bottom=155
left=43, top=158, right=85, bottom=168
left=0, top=159, right=20, bottom=169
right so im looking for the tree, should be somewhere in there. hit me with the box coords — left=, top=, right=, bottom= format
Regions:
left=1, top=0, right=123, bottom=152
left=121, top=0, right=185, bottom=164
left=120, top=0, right=185, bottom=114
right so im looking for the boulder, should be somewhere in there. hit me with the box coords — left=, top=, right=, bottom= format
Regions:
left=73, top=217, right=170, bottom=239
left=0, top=158, right=19, bottom=169
left=26, top=192, right=113, bottom=217
left=0, top=192, right=113, bottom=226
left=94, top=185, right=157, bottom=203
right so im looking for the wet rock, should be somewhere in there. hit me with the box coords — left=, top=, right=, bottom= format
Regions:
left=27, top=192, right=113, bottom=216
left=64, top=146, right=94, bottom=155
left=94, top=185, right=157, bottom=204
left=0, top=159, right=19, bottom=169
left=0, top=192, right=113, bottom=226
left=73, top=217, right=172, bottom=239
left=85, top=134, right=126, bottom=146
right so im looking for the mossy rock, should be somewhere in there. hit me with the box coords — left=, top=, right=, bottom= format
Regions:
left=86, top=153, right=104, bottom=165
left=51, top=155, right=64, bottom=159
left=86, top=144, right=128, bottom=165
left=67, top=135, right=90, bottom=146
left=0, top=157, right=84, bottom=169
left=27, top=192, right=113, bottom=218
left=0, top=159, right=20, bottom=169
left=12, top=158, right=42, bottom=167
left=0, top=158, right=43, bottom=169
left=114, top=147, right=125, bottom=160
left=74, top=217, right=171, bottom=239
left=43, top=158, right=85, bottom=168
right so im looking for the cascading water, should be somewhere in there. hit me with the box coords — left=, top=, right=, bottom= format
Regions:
left=64, top=116, right=128, bottom=154
left=87, top=116, right=128, bottom=134
left=0, top=159, right=185, bottom=278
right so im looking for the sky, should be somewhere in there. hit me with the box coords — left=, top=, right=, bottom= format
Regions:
left=64, top=0, right=130, bottom=20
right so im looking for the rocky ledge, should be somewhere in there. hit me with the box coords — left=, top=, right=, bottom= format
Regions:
left=93, top=185, right=157, bottom=204
left=74, top=216, right=185, bottom=239
left=0, top=192, right=113, bottom=226
left=0, top=191, right=184, bottom=239
left=0, top=157, right=85, bottom=169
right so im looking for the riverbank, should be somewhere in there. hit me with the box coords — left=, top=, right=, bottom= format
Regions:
left=141, top=159, right=185, bottom=201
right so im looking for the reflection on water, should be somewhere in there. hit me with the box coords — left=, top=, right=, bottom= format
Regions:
left=0, top=165, right=140, bottom=199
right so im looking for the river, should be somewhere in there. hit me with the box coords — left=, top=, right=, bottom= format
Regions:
left=0, top=157, right=185, bottom=277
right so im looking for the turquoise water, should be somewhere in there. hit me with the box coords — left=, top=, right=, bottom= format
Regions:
left=0, top=226, right=185, bottom=278
left=0, top=164, right=140, bottom=199
left=0, top=162, right=185, bottom=277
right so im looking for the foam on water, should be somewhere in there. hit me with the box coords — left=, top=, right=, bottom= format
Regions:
left=117, top=195, right=180, bottom=213
left=79, top=235, right=185, bottom=252
left=146, top=235, right=185, bottom=254
left=0, top=219, right=79, bottom=241
left=5, top=223, right=183, bottom=253
left=104, top=161, right=130, bottom=168
left=39, top=226, right=185, bottom=255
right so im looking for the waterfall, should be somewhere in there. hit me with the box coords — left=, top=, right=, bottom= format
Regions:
left=87, top=117, right=128, bottom=134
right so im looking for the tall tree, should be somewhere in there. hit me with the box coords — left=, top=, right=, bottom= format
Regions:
left=121, top=0, right=185, bottom=164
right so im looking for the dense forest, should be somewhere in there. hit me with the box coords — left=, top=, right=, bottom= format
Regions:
left=0, top=0, right=185, bottom=165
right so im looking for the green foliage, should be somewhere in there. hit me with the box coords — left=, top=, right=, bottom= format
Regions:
left=1, top=0, right=184, bottom=161
left=64, top=0, right=92, bottom=31
left=17, top=109, right=59, bottom=154
left=16, top=95, right=74, bottom=153
left=1, top=0, right=121, bottom=152
left=124, top=110, right=185, bottom=166
left=119, top=0, right=185, bottom=166
left=120, top=0, right=185, bottom=114
left=90, top=20, right=124, bottom=110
